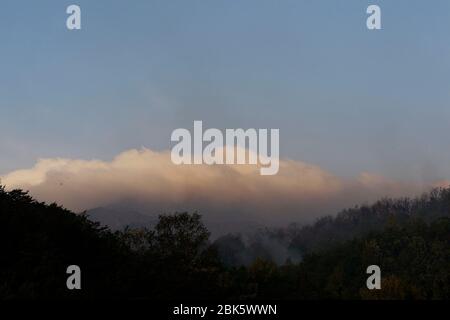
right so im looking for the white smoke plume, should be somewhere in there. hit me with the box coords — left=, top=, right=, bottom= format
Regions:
left=1, top=148, right=437, bottom=231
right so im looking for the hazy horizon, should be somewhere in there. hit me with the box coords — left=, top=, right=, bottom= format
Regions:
left=2, top=0, right=450, bottom=227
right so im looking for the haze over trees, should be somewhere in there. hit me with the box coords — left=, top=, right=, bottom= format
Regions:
left=1, top=185, right=449, bottom=299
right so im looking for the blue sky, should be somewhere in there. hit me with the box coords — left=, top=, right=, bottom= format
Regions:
left=1, top=0, right=450, bottom=183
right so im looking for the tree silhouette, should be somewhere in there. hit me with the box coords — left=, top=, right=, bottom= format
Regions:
left=2, top=185, right=450, bottom=300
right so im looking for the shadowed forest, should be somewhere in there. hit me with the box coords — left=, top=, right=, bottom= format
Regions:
left=1, top=185, right=450, bottom=300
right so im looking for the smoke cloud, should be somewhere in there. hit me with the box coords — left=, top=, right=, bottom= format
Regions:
left=1, top=148, right=438, bottom=231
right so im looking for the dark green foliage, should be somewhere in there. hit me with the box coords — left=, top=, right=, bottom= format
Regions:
left=1, top=185, right=450, bottom=300
left=115, top=212, right=223, bottom=299
left=287, top=218, right=450, bottom=299
left=290, top=188, right=450, bottom=254
left=0, top=187, right=221, bottom=299
left=0, top=187, right=127, bottom=299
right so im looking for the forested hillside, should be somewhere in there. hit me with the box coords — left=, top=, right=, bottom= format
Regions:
left=1, top=185, right=449, bottom=299
left=214, top=188, right=450, bottom=266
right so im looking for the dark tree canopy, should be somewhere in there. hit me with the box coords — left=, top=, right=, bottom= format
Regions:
left=1, top=185, right=450, bottom=300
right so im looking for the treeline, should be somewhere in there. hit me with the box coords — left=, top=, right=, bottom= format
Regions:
left=214, top=188, right=450, bottom=266
left=0, top=187, right=221, bottom=299
left=1, top=186, right=449, bottom=299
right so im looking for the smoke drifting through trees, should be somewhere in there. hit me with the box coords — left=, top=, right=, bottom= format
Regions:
left=2, top=185, right=450, bottom=299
